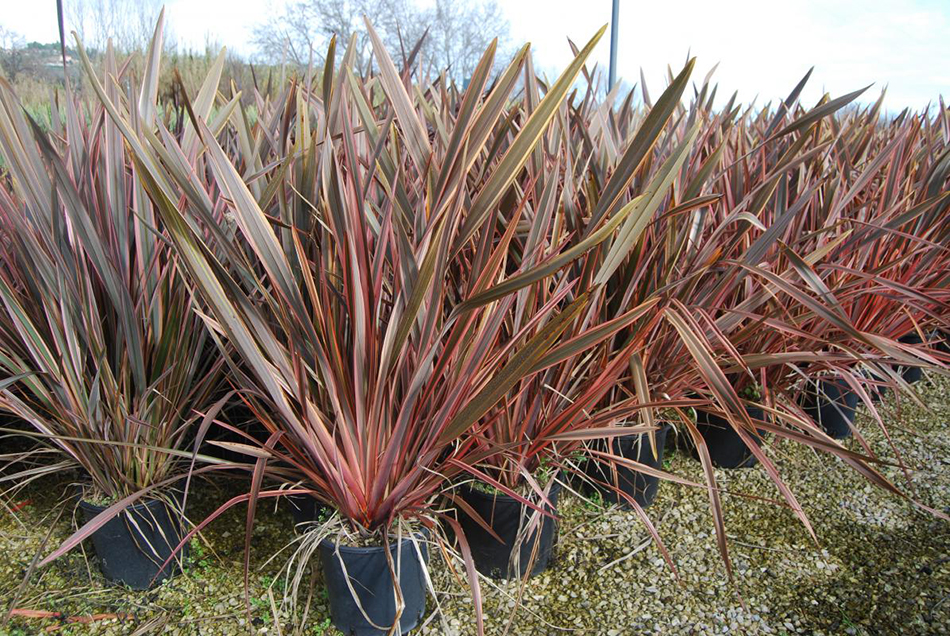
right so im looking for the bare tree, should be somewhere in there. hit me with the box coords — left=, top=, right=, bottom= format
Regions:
left=0, top=26, right=29, bottom=80
left=67, top=0, right=172, bottom=52
left=424, top=0, right=507, bottom=82
left=251, top=0, right=509, bottom=82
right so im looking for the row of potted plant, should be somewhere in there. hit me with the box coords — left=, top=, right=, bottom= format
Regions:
left=0, top=13, right=948, bottom=635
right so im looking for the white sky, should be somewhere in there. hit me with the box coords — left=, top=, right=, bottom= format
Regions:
left=4, top=0, right=948, bottom=111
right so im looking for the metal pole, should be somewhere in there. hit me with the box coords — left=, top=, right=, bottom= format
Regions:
left=608, top=0, right=619, bottom=90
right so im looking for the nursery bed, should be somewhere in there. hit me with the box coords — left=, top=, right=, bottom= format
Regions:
left=2, top=376, right=949, bottom=636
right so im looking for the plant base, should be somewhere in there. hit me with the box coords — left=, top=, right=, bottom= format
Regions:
left=286, top=493, right=329, bottom=528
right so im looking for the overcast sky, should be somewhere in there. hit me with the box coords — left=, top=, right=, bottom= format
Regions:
left=4, top=0, right=947, bottom=112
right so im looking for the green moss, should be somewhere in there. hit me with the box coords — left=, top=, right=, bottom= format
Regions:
left=583, top=488, right=604, bottom=511
left=738, top=383, right=763, bottom=401
left=468, top=479, right=501, bottom=495
left=81, top=488, right=119, bottom=507
left=310, top=617, right=335, bottom=634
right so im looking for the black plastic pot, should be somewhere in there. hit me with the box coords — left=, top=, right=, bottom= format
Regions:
left=864, top=368, right=890, bottom=402
left=694, top=406, right=765, bottom=469
left=286, top=493, right=329, bottom=528
left=200, top=399, right=272, bottom=463
left=0, top=412, right=36, bottom=454
left=934, top=330, right=950, bottom=355
left=583, top=424, right=672, bottom=508
left=896, top=333, right=924, bottom=384
left=801, top=378, right=858, bottom=439
left=78, top=493, right=187, bottom=590
left=319, top=532, right=428, bottom=636
left=455, top=479, right=561, bottom=579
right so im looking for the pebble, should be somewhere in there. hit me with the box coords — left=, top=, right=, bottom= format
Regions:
left=2, top=377, right=950, bottom=635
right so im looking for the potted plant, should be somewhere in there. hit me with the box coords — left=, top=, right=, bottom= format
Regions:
left=566, top=60, right=703, bottom=512
left=450, top=319, right=664, bottom=579
left=0, top=19, right=223, bottom=590
left=76, top=20, right=627, bottom=634
left=563, top=62, right=949, bottom=575
left=444, top=57, right=713, bottom=579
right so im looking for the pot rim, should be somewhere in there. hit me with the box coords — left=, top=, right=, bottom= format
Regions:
left=77, top=493, right=182, bottom=514
left=455, top=475, right=563, bottom=505
left=318, top=528, right=429, bottom=555
left=617, top=422, right=674, bottom=436
left=76, top=479, right=187, bottom=514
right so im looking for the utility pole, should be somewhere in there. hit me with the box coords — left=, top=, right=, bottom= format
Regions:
left=608, top=0, right=619, bottom=90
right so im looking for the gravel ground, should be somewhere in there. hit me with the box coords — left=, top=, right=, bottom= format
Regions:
left=2, top=375, right=949, bottom=635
